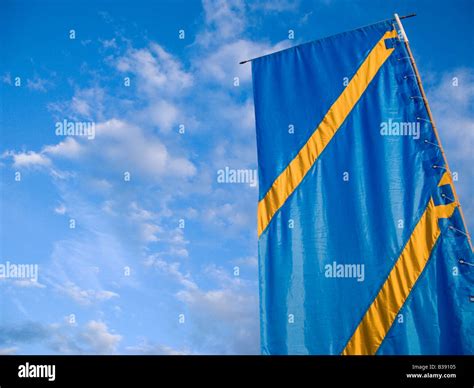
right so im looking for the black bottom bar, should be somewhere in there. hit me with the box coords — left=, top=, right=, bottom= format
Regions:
left=0, top=355, right=471, bottom=386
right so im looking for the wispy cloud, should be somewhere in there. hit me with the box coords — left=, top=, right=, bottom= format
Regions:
left=54, top=282, right=119, bottom=306
left=125, top=339, right=189, bottom=355
left=150, top=254, right=259, bottom=354
left=26, top=76, right=53, bottom=92
left=249, top=0, right=300, bottom=12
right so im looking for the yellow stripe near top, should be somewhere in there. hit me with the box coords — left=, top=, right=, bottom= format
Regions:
left=438, top=171, right=453, bottom=187
left=257, top=29, right=398, bottom=237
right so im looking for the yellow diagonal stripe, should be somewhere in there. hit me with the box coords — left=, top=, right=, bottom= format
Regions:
left=438, top=171, right=453, bottom=187
left=257, top=29, right=398, bottom=237
left=434, top=202, right=457, bottom=219
left=342, top=198, right=457, bottom=355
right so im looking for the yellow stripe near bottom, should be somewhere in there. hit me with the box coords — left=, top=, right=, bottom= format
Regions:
left=342, top=198, right=457, bottom=355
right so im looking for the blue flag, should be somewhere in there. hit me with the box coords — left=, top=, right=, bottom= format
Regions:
left=251, top=18, right=473, bottom=355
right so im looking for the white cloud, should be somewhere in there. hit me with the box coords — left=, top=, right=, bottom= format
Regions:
left=3, top=150, right=51, bottom=169
left=199, top=94, right=255, bottom=137
left=95, top=119, right=197, bottom=180
left=48, top=87, right=106, bottom=121
left=141, top=223, right=161, bottom=242
left=168, top=246, right=189, bottom=258
left=176, top=286, right=252, bottom=322
left=78, top=320, right=122, bottom=354
left=197, top=39, right=290, bottom=84
left=18, top=118, right=196, bottom=182
left=71, top=87, right=105, bottom=118
left=115, top=43, right=192, bottom=97
left=142, top=99, right=179, bottom=132
left=127, top=202, right=162, bottom=243
left=198, top=0, right=246, bottom=46
left=86, top=178, right=113, bottom=193
left=194, top=0, right=293, bottom=87
left=204, top=202, right=253, bottom=229
left=55, top=282, right=119, bottom=305
left=31, top=320, right=123, bottom=355
left=43, top=137, right=83, bottom=158
left=176, top=281, right=259, bottom=354
left=4, top=279, right=47, bottom=289
left=127, top=201, right=188, bottom=246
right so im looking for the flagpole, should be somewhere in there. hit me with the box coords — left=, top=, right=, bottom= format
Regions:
left=394, top=13, right=473, bottom=252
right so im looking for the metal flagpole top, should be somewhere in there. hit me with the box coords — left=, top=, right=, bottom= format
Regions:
left=394, top=13, right=409, bottom=42
left=239, top=13, right=416, bottom=65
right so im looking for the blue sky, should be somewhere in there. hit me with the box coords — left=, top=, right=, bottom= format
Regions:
left=0, top=0, right=472, bottom=355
